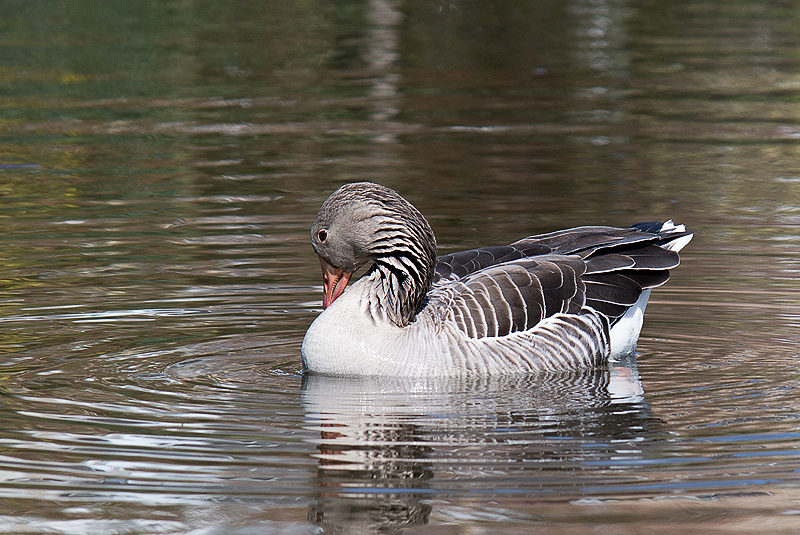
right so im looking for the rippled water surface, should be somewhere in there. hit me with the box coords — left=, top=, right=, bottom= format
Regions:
left=2, top=0, right=800, bottom=533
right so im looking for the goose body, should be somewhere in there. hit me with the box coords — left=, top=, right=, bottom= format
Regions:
left=302, top=182, right=692, bottom=377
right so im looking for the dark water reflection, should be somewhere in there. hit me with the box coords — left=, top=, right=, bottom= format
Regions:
left=2, top=0, right=800, bottom=533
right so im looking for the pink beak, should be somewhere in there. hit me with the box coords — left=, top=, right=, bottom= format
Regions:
left=319, top=258, right=353, bottom=309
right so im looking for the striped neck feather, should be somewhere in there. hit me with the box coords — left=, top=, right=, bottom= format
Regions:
left=366, top=237, right=435, bottom=327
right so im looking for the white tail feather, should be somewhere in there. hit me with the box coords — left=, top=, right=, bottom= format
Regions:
left=660, top=220, right=693, bottom=252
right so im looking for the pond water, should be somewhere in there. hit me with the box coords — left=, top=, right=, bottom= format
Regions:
left=2, top=0, right=800, bottom=533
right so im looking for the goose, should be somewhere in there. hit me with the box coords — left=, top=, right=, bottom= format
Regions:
left=301, top=182, right=692, bottom=376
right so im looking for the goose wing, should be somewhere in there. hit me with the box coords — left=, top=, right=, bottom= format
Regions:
left=435, top=255, right=587, bottom=339
left=432, top=223, right=691, bottom=340
left=434, top=222, right=691, bottom=283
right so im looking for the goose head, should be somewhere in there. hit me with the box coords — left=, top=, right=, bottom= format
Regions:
left=310, top=182, right=437, bottom=326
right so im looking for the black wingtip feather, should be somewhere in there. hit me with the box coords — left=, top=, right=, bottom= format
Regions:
left=630, top=221, right=666, bottom=233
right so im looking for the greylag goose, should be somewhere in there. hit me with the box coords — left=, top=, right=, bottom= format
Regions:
left=302, top=182, right=692, bottom=376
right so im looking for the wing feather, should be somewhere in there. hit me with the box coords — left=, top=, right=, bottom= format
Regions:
left=435, top=223, right=691, bottom=283
left=583, top=273, right=642, bottom=306
left=439, top=255, right=586, bottom=339
left=429, top=221, right=692, bottom=339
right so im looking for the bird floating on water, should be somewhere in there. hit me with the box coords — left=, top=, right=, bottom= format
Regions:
left=302, top=182, right=692, bottom=377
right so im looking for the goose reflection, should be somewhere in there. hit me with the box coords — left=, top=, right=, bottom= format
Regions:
left=302, top=355, right=659, bottom=533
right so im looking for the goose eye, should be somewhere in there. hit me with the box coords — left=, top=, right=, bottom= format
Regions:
left=317, top=229, right=328, bottom=242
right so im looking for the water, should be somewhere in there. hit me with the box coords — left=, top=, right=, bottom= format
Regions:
left=2, top=0, right=800, bottom=532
